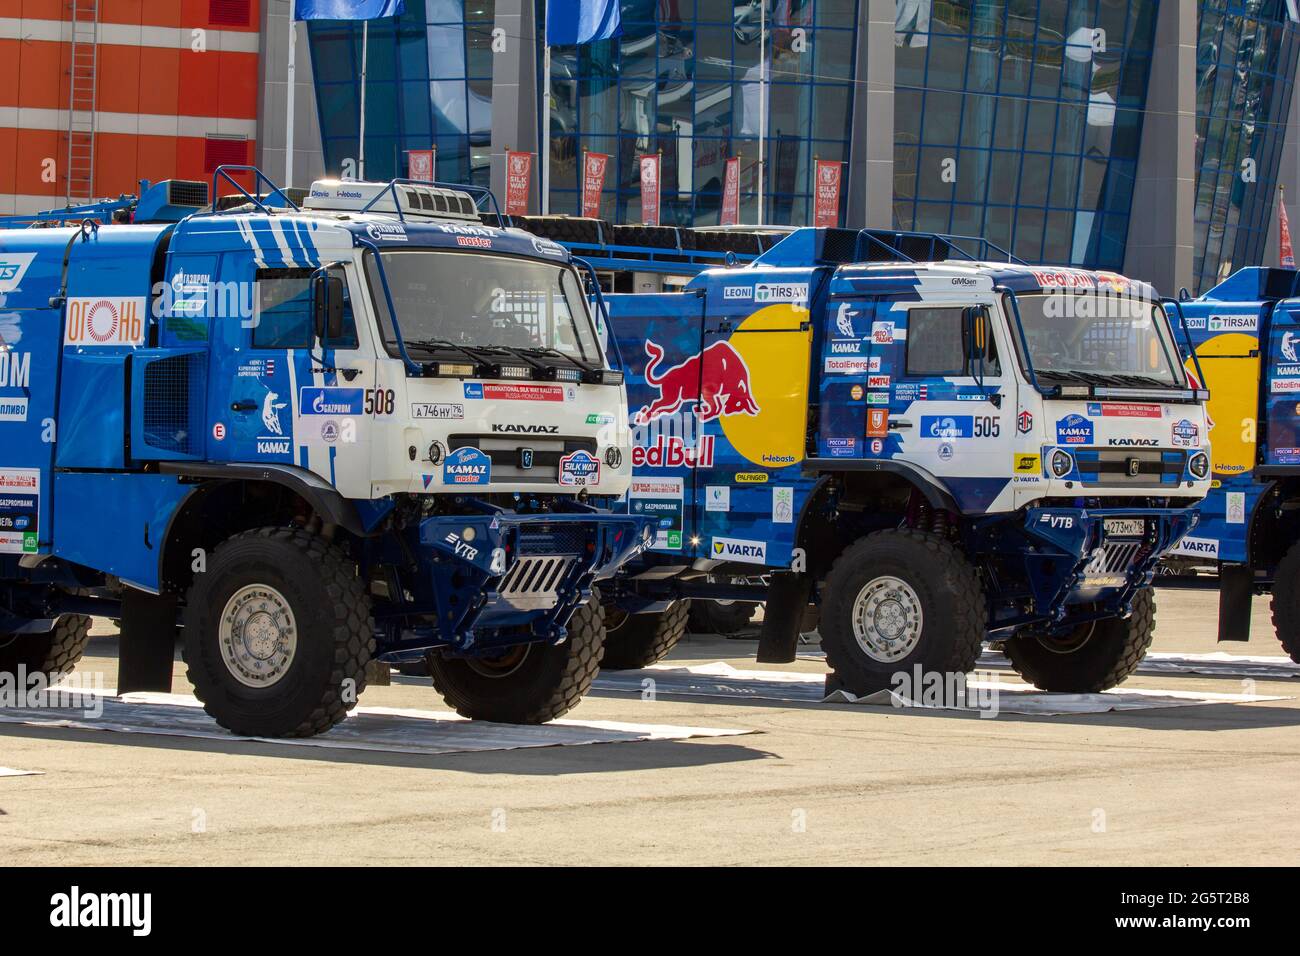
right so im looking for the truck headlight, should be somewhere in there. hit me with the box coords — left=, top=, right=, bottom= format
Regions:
left=1050, top=449, right=1074, bottom=478
left=428, top=441, right=444, bottom=465
left=1188, top=452, right=1210, bottom=479
left=604, top=446, right=622, bottom=468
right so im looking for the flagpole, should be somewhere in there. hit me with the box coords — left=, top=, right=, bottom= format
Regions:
left=541, top=15, right=551, bottom=215
left=757, top=0, right=766, bottom=226
left=286, top=14, right=296, bottom=188
left=359, top=20, right=369, bottom=179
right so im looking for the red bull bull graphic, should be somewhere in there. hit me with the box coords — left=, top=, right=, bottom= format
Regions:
left=634, top=340, right=761, bottom=426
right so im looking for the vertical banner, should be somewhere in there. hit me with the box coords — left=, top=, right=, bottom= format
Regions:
left=813, top=159, right=842, bottom=227
left=1281, top=186, right=1295, bottom=268
left=505, top=150, right=533, bottom=216
left=720, top=157, right=740, bottom=226
left=408, top=148, right=435, bottom=182
left=581, top=152, right=609, bottom=218
left=640, top=153, right=661, bottom=226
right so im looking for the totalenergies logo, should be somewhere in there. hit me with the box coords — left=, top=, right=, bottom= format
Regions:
left=633, top=304, right=812, bottom=467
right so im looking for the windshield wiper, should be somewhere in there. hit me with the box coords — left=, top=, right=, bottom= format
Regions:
left=517, top=346, right=597, bottom=374
left=403, top=338, right=496, bottom=368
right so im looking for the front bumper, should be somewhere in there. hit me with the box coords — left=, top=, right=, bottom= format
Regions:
left=377, top=500, right=653, bottom=659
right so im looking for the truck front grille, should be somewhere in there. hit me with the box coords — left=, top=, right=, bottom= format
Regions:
left=1072, top=449, right=1185, bottom=487
left=497, top=555, right=573, bottom=610
left=448, top=435, right=597, bottom=484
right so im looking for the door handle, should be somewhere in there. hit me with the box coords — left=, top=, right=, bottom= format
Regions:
left=230, top=400, right=257, bottom=412
left=889, top=419, right=913, bottom=430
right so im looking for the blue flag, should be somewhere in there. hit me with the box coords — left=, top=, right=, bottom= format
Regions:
left=546, top=0, right=622, bottom=45
left=294, top=0, right=406, bottom=20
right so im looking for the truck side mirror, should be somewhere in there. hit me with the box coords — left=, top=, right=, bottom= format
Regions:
left=965, top=306, right=991, bottom=361
left=313, top=273, right=345, bottom=345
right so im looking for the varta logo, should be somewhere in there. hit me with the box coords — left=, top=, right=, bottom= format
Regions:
left=491, top=424, right=559, bottom=434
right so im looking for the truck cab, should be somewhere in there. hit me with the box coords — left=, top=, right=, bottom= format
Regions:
left=599, top=228, right=1211, bottom=696
left=0, top=170, right=652, bottom=736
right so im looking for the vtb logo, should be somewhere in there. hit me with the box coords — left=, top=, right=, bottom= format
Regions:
left=634, top=340, right=760, bottom=425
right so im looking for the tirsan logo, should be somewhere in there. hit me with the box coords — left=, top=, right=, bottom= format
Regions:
left=491, top=424, right=559, bottom=434
left=710, top=535, right=767, bottom=564
left=1208, top=314, right=1258, bottom=332
left=0, top=350, right=31, bottom=388
left=754, top=282, right=808, bottom=304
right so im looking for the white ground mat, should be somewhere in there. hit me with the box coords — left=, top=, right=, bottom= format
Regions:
left=794, top=647, right=1300, bottom=680
left=0, top=690, right=753, bottom=756
left=593, top=662, right=1289, bottom=716
left=0, top=767, right=42, bottom=777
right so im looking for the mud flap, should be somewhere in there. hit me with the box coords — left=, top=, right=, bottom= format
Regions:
left=117, top=589, right=178, bottom=694
left=1217, top=565, right=1254, bottom=643
left=756, top=572, right=813, bottom=664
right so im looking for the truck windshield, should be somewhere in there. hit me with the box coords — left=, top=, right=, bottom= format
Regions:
left=1011, top=293, right=1185, bottom=388
left=365, top=249, right=603, bottom=364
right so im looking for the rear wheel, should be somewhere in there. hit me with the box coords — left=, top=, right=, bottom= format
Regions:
left=1003, top=589, right=1155, bottom=691
left=429, top=598, right=604, bottom=723
left=182, top=528, right=374, bottom=738
left=599, top=600, right=689, bottom=670
left=1271, top=541, right=1300, bottom=664
left=819, top=530, right=985, bottom=696
left=0, top=614, right=93, bottom=679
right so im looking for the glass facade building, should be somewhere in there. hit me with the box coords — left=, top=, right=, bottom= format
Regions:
left=304, top=0, right=1300, bottom=291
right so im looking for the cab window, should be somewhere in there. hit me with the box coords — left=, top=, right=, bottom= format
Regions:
left=252, top=268, right=358, bottom=350
left=905, top=306, right=999, bottom=376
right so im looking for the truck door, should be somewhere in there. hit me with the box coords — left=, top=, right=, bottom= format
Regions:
left=1264, top=302, right=1300, bottom=467
left=870, top=295, right=1017, bottom=511
left=606, top=290, right=706, bottom=555
left=691, top=277, right=815, bottom=568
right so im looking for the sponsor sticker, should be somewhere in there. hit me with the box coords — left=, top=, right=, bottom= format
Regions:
left=412, top=403, right=465, bottom=420
left=1013, top=453, right=1041, bottom=475
left=826, top=437, right=857, bottom=458
left=463, top=382, right=484, bottom=399
left=1171, top=418, right=1199, bottom=448
left=723, top=285, right=754, bottom=300
left=0, top=469, right=39, bottom=554
left=0, top=397, right=28, bottom=422
left=633, top=435, right=715, bottom=469
left=1272, top=378, right=1300, bottom=393
left=710, top=535, right=768, bottom=564
left=921, top=415, right=973, bottom=439
left=871, top=321, right=896, bottom=345
left=1055, top=413, right=1093, bottom=445
left=300, top=387, right=364, bottom=416
left=824, top=356, right=873, bottom=375
left=483, top=383, right=565, bottom=403
left=705, top=485, right=731, bottom=512
left=754, top=282, right=808, bottom=305
left=866, top=391, right=889, bottom=405
left=211, top=422, right=226, bottom=441
left=630, top=477, right=683, bottom=549
left=1017, top=410, right=1034, bottom=434
left=444, top=446, right=492, bottom=485
left=735, top=472, right=768, bottom=484
left=1208, top=314, right=1259, bottom=332
left=1175, top=535, right=1219, bottom=557
left=850, top=384, right=865, bottom=401
left=1086, top=402, right=1162, bottom=419
left=558, top=449, right=600, bottom=487
left=64, top=297, right=146, bottom=347
left=0, top=253, right=37, bottom=293
left=1227, top=491, right=1246, bottom=525
left=868, top=375, right=890, bottom=389
left=772, top=486, right=794, bottom=524
left=867, top=407, right=889, bottom=437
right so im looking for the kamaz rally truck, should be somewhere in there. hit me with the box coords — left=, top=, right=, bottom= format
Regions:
left=1158, top=266, right=1300, bottom=662
left=0, top=169, right=651, bottom=737
left=596, top=228, right=1212, bottom=695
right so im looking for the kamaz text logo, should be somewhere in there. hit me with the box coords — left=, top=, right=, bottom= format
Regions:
left=491, top=424, right=559, bottom=434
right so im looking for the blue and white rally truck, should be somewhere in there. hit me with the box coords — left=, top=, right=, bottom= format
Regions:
left=596, top=228, right=1212, bottom=695
left=0, top=168, right=651, bottom=736
left=1159, top=266, right=1300, bottom=661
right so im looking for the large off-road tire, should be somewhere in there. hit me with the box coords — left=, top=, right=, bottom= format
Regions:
left=819, top=530, right=985, bottom=696
left=182, top=528, right=374, bottom=738
left=600, top=600, right=689, bottom=669
left=1003, top=588, right=1156, bottom=692
left=1271, top=541, right=1300, bottom=664
left=688, top=599, right=759, bottom=636
left=429, top=598, right=604, bottom=723
left=0, top=614, right=92, bottom=679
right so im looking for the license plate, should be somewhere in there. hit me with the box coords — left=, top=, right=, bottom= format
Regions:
left=1104, top=518, right=1146, bottom=538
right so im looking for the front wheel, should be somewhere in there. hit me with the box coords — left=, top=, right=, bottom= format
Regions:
left=429, top=598, right=604, bottom=723
left=819, top=530, right=985, bottom=696
left=688, top=600, right=759, bottom=636
left=1270, top=540, right=1300, bottom=664
left=182, top=528, right=374, bottom=738
left=1002, top=589, right=1156, bottom=692
left=0, top=614, right=93, bottom=680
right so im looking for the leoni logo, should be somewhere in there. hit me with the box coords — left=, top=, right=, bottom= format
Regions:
left=723, top=285, right=754, bottom=300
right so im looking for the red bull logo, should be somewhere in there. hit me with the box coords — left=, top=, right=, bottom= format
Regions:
left=635, top=340, right=761, bottom=425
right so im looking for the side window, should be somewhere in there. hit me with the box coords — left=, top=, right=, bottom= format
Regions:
left=252, top=268, right=359, bottom=350
left=905, top=306, right=1000, bottom=376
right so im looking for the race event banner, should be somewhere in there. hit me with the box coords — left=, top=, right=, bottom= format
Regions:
left=813, top=159, right=842, bottom=227
left=640, top=153, right=660, bottom=226
left=720, top=157, right=740, bottom=226
left=505, top=150, right=533, bottom=216
left=581, top=152, right=609, bottom=218
left=408, top=148, right=434, bottom=182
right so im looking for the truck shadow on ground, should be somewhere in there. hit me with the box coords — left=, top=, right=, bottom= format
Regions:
left=0, top=720, right=777, bottom=774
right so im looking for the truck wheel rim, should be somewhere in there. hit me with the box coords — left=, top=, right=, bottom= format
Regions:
left=851, top=576, right=923, bottom=663
left=466, top=644, right=530, bottom=678
left=218, top=585, right=298, bottom=688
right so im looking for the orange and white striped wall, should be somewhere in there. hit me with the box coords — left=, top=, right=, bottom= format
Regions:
left=1, top=0, right=261, bottom=215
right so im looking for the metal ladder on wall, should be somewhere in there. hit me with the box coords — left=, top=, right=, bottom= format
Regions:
left=65, top=0, right=99, bottom=203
